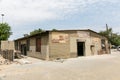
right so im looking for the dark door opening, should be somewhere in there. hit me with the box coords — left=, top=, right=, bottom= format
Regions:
left=21, top=44, right=27, bottom=56
left=77, top=42, right=85, bottom=56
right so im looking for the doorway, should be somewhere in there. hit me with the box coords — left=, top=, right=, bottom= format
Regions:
left=77, top=42, right=85, bottom=56
left=21, top=44, right=27, bottom=56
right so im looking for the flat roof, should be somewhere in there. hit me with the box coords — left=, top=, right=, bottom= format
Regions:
left=15, top=29, right=106, bottom=41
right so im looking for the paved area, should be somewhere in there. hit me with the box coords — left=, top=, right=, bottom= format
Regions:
left=0, top=49, right=120, bottom=80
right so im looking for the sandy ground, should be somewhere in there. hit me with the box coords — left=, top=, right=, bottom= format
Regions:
left=0, top=49, right=120, bottom=80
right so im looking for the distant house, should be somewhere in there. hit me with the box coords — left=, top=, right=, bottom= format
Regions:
left=14, top=29, right=110, bottom=60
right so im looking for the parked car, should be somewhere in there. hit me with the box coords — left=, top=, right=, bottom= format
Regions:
left=117, top=46, right=120, bottom=51
left=111, top=45, right=116, bottom=49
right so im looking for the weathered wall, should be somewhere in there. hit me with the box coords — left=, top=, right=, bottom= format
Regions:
left=41, top=35, right=49, bottom=60
left=90, top=32, right=109, bottom=55
left=49, top=32, right=70, bottom=60
left=49, top=31, right=92, bottom=60
left=15, top=30, right=109, bottom=60
left=29, top=37, right=36, bottom=51
left=48, top=30, right=109, bottom=60
left=90, top=32, right=102, bottom=55
left=69, top=31, right=91, bottom=57
left=27, top=34, right=49, bottom=60
left=20, top=40, right=27, bottom=44
left=1, top=41, right=15, bottom=50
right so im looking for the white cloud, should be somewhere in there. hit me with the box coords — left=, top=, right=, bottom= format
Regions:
left=0, top=0, right=119, bottom=40
left=0, top=0, right=119, bottom=25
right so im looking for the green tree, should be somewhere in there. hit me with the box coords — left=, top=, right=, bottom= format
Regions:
left=110, top=33, right=120, bottom=46
left=99, top=24, right=112, bottom=42
left=52, top=28, right=58, bottom=31
left=99, top=24, right=120, bottom=46
left=30, top=28, right=44, bottom=35
left=0, top=23, right=12, bottom=40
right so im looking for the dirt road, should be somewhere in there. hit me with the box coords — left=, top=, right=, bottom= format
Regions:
left=0, top=49, right=120, bottom=80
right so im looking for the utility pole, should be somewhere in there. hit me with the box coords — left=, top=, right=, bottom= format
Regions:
left=106, top=24, right=108, bottom=32
left=1, top=14, right=4, bottom=23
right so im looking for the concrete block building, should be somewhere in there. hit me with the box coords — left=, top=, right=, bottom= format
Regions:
left=15, top=29, right=110, bottom=60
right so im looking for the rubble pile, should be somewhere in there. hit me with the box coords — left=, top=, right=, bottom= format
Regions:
left=14, top=58, right=32, bottom=65
left=0, top=55, right=11, bottom=65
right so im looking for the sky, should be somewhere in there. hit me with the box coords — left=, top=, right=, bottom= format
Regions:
left=0, top=0, right=120, bottom=40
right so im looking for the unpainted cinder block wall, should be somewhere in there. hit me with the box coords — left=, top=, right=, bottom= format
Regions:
left=49, top=31, right=92, bottom=60
left=68, top=31, right=92, bottom=57
left=27, top=34, right=49, bottom=60
left=1, top=41, right=15, bottom=50
left=48, top=30, right=109, bottom=60
left=49, top=31, right=70, bottom=60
